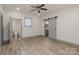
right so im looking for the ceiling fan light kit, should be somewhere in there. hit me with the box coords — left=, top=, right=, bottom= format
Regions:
left=37, top=12, right=40, bottom=16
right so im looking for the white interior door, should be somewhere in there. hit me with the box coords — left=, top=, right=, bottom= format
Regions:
left=48, top=18, right=56, bottom=39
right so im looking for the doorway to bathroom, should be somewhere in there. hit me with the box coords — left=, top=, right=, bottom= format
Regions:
left=44, top=16, right=57, bottom=39
left=44, top=20, right=49, bottom=37
left=10, top=18, right=22, bottom=40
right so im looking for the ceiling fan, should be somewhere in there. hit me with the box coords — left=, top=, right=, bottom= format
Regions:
left=30, top=4, right=47, bottom=15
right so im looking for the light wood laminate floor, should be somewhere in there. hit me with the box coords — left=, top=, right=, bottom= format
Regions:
left=0, top=36, right=79, bottom=55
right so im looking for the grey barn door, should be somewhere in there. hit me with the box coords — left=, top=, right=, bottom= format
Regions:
left=48, top=18, right=56, bottom=39
left=0, top=14, right=1, bottom=45
left=0, top=13, right=3, bottom=45
left=0, top=13, right=4, bottom=46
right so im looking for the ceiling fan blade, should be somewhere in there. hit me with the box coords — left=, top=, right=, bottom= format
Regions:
left=30, top=9, right=37, bottom=12
left=38, top=4, right=45, bottom=8
left=40, top=8, right=47, bottom=10
left=31, top=6, right=37, bottom=8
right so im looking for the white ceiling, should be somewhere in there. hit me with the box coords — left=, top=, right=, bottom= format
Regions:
left=2, top=4, right=79, bottom=16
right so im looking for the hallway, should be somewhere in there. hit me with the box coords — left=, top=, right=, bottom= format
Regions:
left=0, top=36, right=79, bottom=55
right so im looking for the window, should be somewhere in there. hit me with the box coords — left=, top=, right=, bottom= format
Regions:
left=24, top=18, right=32, bottom=27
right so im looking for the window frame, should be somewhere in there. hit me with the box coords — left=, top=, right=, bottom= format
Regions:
left=24, top=17, right=32, bottom=27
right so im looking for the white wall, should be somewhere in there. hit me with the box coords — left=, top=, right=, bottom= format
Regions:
left=43, top=6, right=79, bottom=44
left=4, top=10, right=43, bottom=38
left=0, top=5, right=4, bottom=13
left=22, top=16, right=42, bottom=38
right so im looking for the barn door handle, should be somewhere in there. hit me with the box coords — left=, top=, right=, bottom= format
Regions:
left=55, top=27, right=56, bottom=30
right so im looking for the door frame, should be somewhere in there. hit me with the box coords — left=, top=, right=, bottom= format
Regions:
left=43, top=16, right=58, bottom=38
left=44, top=19, right=49, bottom=37
left=9, top=18, right=22, bottom=40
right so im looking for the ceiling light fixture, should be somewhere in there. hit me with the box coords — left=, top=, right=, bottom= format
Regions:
left=45, top=22, right=48, bottom=24
left=37, top=12, right=40, bottom=16
left=16, top=8, right=20, bottom=10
